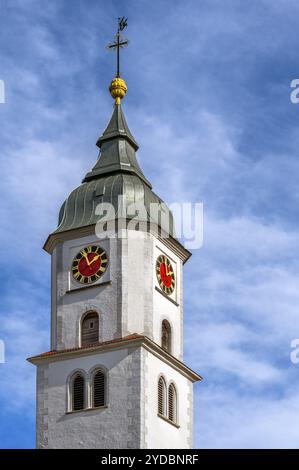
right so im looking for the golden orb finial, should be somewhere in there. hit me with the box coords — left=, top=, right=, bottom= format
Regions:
left=109, top=77, right=127, bottom=105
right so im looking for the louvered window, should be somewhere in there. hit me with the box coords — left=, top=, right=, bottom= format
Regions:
left=168, top=383, right=177, bottom=423
left=81, top=312, right=99, bottom=346
left=72, top=374, right=85, bottom=411
left=161, top=320, right=171, bottom=353
left=93, top=370, right=106, bottom=408
left=158, top=377, right=166, bottom=416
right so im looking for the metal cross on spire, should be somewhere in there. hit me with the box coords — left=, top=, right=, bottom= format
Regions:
left=107, top=17, right=129, bottom=78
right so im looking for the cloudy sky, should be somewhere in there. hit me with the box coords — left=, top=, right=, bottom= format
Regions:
left=1, top=0, right=299, bottom=448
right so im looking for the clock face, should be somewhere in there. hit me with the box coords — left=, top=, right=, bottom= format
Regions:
left=156, top=254, right=175, bottom=295
left=72, top=245, right=108, bottom=284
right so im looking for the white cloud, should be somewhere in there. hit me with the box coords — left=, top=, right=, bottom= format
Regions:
left=186, top=321, right=282, bottom=385
left=195, top=385, right=299, bottom=448
left=0, top=137, right=85, bottom=251
left=0, top=281, right=49, bottom=413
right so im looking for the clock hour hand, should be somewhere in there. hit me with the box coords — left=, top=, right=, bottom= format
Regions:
left=89, top=254, right=100, bottom=265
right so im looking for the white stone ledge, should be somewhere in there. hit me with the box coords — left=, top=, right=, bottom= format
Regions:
left=66, top=405, right=108, bottom=415
left=157, top=413, right=180, bottom=429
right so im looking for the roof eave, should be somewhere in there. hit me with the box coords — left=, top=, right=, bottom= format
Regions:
left=43, top=222, right=191, bottom=264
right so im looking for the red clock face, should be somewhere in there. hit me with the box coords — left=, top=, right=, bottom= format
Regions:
left=156, top=255, right=175, bottom=295
left=72, top=245, right=108, bottom=284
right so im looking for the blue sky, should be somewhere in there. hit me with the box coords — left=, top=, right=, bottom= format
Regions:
left=1, top=0, right=299, bottom=448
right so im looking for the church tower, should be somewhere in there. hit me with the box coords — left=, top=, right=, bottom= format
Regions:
left=28, top=21, right=201, bottom=449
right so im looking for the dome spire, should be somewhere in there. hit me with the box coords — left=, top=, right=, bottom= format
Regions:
left=43, top=18, right=178, bottom=248
left=83, top=18, right=151, bottom=186
left=107, top=17, right=129, bottom=105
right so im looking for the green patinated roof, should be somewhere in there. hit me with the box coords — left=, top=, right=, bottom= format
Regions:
left=56, top=173, right=174, bottom=235
left=83, top=104, right=151, bottom=187
left=53, top=104, right=174, bottom=237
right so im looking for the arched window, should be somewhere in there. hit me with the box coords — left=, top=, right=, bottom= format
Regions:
left=81, top=312, right=99, bottom=346
left=158, top=376, right=167, bottom=417
left=72, top=373, right=85, bottom=411
left=168, top=383, right=177, bottom=423
left=161, top=320, right=171, bottom=353
left=93, top=370, right=106, bottom=408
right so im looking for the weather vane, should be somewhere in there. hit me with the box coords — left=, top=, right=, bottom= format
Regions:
left=107, top=17, right=129, bottom=78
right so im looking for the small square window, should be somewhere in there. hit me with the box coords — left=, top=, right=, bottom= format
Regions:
left=89, top=322, right=94, bottom=329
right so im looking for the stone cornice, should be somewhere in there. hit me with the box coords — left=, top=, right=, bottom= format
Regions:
left=27, top=334, right=202, bottom=383
left=43, top=220, right=191, bottom=264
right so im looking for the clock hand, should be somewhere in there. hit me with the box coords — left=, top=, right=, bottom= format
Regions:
left=82, top=252, right=91, bottom=266
left=89, top=254, right=100, bottom=265
left=165, top=262, right=169, bottom=276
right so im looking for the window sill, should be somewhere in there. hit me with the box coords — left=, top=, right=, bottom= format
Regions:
left=155, top=286, right=179, bottom=306
left=157, top=413, right=180, bottom=428
left=66, top=405, right=108, bottom=414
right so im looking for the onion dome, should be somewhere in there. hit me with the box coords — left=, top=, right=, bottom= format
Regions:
left=50, top=77, right=175, bottom=241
